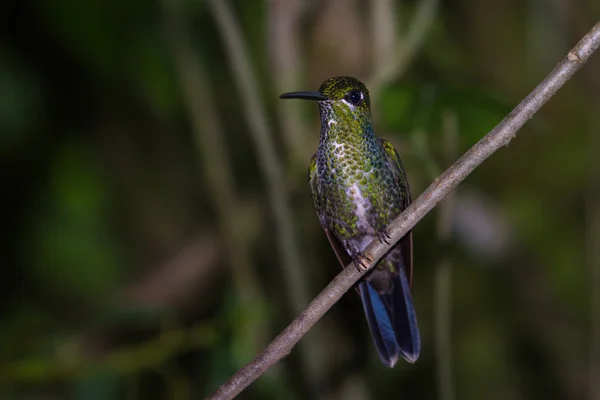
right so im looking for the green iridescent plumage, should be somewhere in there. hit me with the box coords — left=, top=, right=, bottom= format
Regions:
left=281, top=76, right=420, bottom=367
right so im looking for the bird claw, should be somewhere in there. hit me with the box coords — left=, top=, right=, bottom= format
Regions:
left=377, top=228, right=392, bottom=245
left=352, top=252, right=372, bottom=272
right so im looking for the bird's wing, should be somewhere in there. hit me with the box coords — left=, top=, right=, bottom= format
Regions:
left=308, top=153, right=354, bottom=270
left=379, top=138, right=413, bottom=286
left=308, top=154, right=319, bottom=211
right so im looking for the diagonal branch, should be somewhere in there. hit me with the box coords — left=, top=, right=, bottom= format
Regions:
left=207, top=20, right=600, bottom=400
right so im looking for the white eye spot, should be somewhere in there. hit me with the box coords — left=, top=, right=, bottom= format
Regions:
left=328, top=119, right=337, bottom=127
left=341, top=99, right=356, bottom=110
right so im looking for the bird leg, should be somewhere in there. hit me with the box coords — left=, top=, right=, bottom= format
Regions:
left=377, top=227, right=392, bottom=245
left=351, top=251, right=372, bottom=272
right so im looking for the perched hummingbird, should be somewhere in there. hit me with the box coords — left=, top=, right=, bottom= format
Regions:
left=280, top=76, right=420, bottom=367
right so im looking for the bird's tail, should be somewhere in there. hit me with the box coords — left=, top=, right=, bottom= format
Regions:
left=358, top=263, right=420, bottom=367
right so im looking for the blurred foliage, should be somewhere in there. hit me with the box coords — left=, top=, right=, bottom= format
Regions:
left=1, top=0, right=599, bottom=399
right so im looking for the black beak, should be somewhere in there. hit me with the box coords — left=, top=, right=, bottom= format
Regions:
left=279, top=91, right=328, bottom=101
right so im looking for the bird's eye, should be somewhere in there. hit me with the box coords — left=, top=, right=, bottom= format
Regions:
left=347, top=90, right=364, bottom=105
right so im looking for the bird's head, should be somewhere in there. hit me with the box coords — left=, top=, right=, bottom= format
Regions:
left=280, top=76, right=371, bottom=114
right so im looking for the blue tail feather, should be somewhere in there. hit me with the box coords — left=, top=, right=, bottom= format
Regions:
left=359, top=282, right=401, bottom=367
left=359, top=265, right=420, bottom=367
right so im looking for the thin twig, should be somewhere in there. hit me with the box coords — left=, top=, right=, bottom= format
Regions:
left=0, top=237, right=220, bottom=385
left=206, top=20, right=600, bottom=400
left=0, top=322, right=217, bottom=384
left=268, top=0, right=311, bottom=164
left=367, top=0, right=439, bottom=100
left=206, top=0, right=326, bottom=396
left=162, top=0, right=268, bottom=354
left=370, top=0, right=398, bottom=72
left=206, top=0, right=310, bottom=319
left=122, top=235, right=221, bottom=310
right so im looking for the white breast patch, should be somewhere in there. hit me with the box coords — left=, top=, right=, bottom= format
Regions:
left=346, top=182, right=376, bottom=246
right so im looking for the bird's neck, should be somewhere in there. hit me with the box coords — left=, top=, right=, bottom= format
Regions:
left=317, top=101, right=375, bottom=148
left=316, top=102, right=381, bottom=175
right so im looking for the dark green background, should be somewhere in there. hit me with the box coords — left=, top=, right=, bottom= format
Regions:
left=1, top=0, right=599, bottom=399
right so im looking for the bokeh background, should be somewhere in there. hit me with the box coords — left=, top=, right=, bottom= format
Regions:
left=1, top=0, right=600, bottom=399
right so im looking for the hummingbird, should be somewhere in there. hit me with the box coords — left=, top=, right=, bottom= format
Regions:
left=280, top=76, right=420, bottom=367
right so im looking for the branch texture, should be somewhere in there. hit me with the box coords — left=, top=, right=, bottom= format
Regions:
left=207, top=20, right=600, bottom=400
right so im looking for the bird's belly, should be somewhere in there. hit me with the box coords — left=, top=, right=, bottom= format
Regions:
left=319, top=180, right=381, bottom=252
left=346, top=182, right=376, bottom=236
left=351, top=234, right=377, bottom=253
left=317, top=166, right=402, bottom=251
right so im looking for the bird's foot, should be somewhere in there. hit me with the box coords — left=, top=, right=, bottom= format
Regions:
left=351, top=251, right=372, bottom=272
left=377, top=227, right=392, bottom=245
